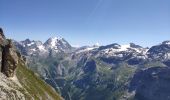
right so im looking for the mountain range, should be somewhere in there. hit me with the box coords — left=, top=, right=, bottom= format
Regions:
left=13, top=36, right=170, bottom=100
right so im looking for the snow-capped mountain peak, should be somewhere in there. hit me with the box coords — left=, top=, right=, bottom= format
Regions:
left=44, top=37, right=66, bottom=47
left=44, top=37, right=72, bottom=52
left=48, top=37, right=63, bottom=47
left=95, top=43, right=148, bottom=59
left=13, top=37, right=73, bottom=56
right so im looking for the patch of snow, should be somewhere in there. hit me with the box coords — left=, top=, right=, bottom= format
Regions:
left=95, top=42, right=100, bottom=46
left=27, top=42, right=35, bottom=46
left=77, top=46, right=98, bottom=53
left=119, top=44, right=130, bottom=51
left=97, top=43, right=148, bottom=58
left=152, top=72, right=157, bottom=75
left=30, top=48, right=36, bottom=51
left=86, top=47, right=95, bottom=51
left=101, top=44, right=130, bottom=55
left=117, top=54, right=124, bottom=57
left=165, top=53, right=170, bottom=59
left=60, top=39, right=67, bottom=45
left=163, top=41, right=170, bottom=45
left=53, top=49, right=59, bottom=52
left=51, top=38, right=57, bottom=47
left=38, top=45, right=46, bottom=51
left=166, top=42, right=170, bottom=45
left=50, top=37, right=63, bottom=47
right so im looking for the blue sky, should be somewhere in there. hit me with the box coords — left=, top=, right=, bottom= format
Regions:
left=0, top=0, right=170, bottom=47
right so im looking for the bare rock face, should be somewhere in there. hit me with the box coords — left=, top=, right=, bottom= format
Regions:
left=1, top=40, right=19, bottom=77
left=0, top=28, right=19, bottom=77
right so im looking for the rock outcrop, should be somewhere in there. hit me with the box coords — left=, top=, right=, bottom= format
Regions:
left=1, top=40, right=19, bottom=77
left=0, top=28, right=19, bottom=77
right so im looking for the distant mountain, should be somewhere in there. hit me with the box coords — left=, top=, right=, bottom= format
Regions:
left=44, top=37, right=72, bottom=52
left=147, top=41, right=170, bottom=60
left=14, top=37, right=170, bottom=100
left=13, top=37, right=73, bottom=58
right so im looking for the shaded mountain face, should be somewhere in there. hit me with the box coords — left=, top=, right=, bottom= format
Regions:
left=0, top=28, right=62, bottom=100
left=129, top=67, right=170, bottom=100
left=14, top=36, right=170, bottom=100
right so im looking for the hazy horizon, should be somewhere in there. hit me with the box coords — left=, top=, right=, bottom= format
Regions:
left=1, top=0, right=170, bottom=47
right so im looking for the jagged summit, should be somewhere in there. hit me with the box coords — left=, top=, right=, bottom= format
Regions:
left=44, top=37, right=63, bottom=47
left=21, top=38, right=31, bottom=43
left=13, top=37, right=73, bottom=56
left=44, top=37, right=72, bottom=50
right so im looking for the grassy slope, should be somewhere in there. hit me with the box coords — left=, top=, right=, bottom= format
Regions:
left=16, top=60, right=63, bottom=100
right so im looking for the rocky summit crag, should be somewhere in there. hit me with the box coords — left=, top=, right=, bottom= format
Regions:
left=0, top=28, right=18, bottom=77
left=1, top=40, right=19, bottom=77
left=14, top=35, right=170, bottom=100
left=0, top=28, right=62, bottom=100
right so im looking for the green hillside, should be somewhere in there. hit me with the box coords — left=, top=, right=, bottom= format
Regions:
left=16, top=60, right=63, bottom=100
